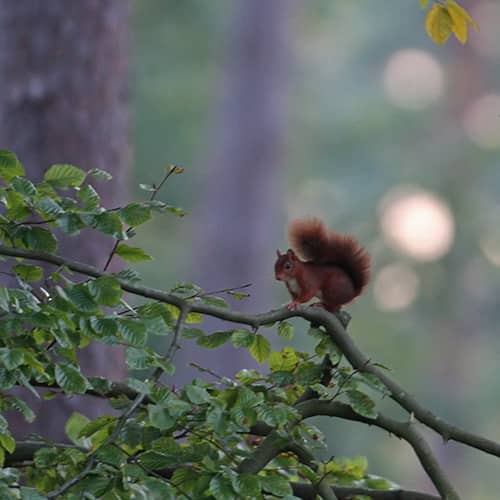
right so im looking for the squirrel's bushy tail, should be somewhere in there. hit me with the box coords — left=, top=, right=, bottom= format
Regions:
left=288, top=217, right=370, bottom=294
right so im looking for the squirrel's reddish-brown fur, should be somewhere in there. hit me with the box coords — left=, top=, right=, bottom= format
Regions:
left=275, top=217, right=370, bottom=312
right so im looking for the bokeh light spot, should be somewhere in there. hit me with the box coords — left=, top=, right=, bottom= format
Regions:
left=383, top=49, right=444, bottom=110
left=379, top=187, right=455, bottom=261
left=463, top=94, right=500, bottom=150
left=374, top=263, right=419, bottom=311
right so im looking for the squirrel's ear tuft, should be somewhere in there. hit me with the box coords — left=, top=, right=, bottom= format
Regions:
left=286, top=249, right=296, bottom=259
left=276, top=249, right=282, bottom=257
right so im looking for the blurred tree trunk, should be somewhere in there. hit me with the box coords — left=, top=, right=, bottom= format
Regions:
left=0, top=0, right=130, bottom=439
left=178, top=0, right=297, bottom=383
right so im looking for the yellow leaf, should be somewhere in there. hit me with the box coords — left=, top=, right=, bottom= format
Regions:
left=420, top=0, right=429, bottom=8
left=446, top=0, right=479, bottom=30
left=447, top=4, right=468, bottom=44
left=425, top=4, right=453, bottom=45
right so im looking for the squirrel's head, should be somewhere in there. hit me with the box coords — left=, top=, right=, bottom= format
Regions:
left=275, top=249, right=298, bottom=281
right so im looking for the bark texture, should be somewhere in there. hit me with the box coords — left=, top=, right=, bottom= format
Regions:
left=0, top=0, right=130, bottom=439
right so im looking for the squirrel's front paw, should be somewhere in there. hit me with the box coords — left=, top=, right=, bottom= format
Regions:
left=286, top=301, right=299, bottom=310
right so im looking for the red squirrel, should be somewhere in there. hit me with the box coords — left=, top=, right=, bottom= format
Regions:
left=275, top=217, right=370, bottom=312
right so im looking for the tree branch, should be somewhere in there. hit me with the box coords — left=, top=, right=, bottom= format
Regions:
left=296, top=399, right=459, bottom=500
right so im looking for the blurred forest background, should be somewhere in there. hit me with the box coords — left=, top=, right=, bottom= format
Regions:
left=133, top=1, right=500, bottom=497
left=1, top=0, right=499, bottom=497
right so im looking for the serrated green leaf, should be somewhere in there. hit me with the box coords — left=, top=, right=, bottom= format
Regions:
left=44, top=164, right=86, bottom=187
left=21, top=226, right=57, bottom=253
left=260, top=473, right=293, bottom=497
left=65, top=412, right=90, bottom=445
left=94, top=211, right=125, bottom=239
left=269, top=346, right=299, bottom=372
left=148, top=404, right=176, bottom=431
left=56, top=213, right=84, bottom=235
left=0, top=151, right=24, bottom=181
left=55, top=363, right=89, bottom=394
left=5, top=395, right=35, bottom=422
left=142, top=477, right=176, bottom=499
left=249, top=334, right=270, bottom=363
left=78, top=415, right=116, bottom=438
left=36, top=197, right=65, bottom=217
left=20, top=486, right=47, bottom=500
left=5, top=190, right=31, bottom=220
left=87, top=276, right=123, bottom=306
left=65, top=285, right=98, bottom=313
left=0, top=433, right=15, bottom=454
left=78, top=184, right=100, bottom=210
left=88, top=168, right=112, bottom=180
left=0, top=348, right=25, bottom=370
left=185, top=384, right=210, bottom=404
left=209, top=475, right=236, bottom=498
left=114, top=268, right=141, bottom=283
left=231, top=329, right=254, bottom=348
left=278, top=321, right=294, bottom=340
left=118, top=319, right=147, bottom=346
left=231, top=473, right=261, bottom=498
left=199, top=295, right=228, bottom=308
left=125, top=347, right=152, bottom=369
left=346, top=390, right=378, bottom=419
left=119, top=203, right=152, bottom=226
left=11, top=176, right=37, bottom=197
left=13, top=264, right=43, bottom=282
left=115, top=243, right=153, bottom=262
left=197, top=330, right=232, bottom=349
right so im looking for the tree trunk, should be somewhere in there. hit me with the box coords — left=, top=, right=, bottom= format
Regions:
left=177, top=0, right=297, bottom=383
left=0, top=0, right=130, bottom=439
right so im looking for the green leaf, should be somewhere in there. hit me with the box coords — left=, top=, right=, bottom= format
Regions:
left=249, top=334, right=270, bottom=363
left=114, top=268, right=141, bottom=283
left=142, top=477, right=176, bottom=500
left=119, top=203, right=152, bottom=226
left=5, top=395, right=35, bottom=422
left=94, top=211, right=124, bottom=239
left=346, top=390, right=378, bottom=419
left=231, top=329, right=254, bottom=348
left=21, top=226, right=57, bottom=253
left=115, top=243, right=153, bottom=262
left=13, top=264, right=43, bottom=282
left=0, top=287, right=10, bottom=312
left=56, top=213, right=84, bottom=235
left=197, top=330, right=232, bottom=349
left=55, top=363, right=89, bottom=394
left=5, top=190, right=31, bottom=220
left=260, top=473, right=293, bottom=497
left=20, top=487, right=47, bottom=500
left=11, top=176, right=37, bottom=197
left=269, top=347, right=299, bottom=372
left=231, top=473, right=261, bottom=498
left=118, top=319, right=147, bottom=346
left=148, top=404, right=175, bottom=431
left=90, top=317, right=118, bottom=337
left=0, top=433, right=15, bottom=454
left=88, top=276, right=123, bottom=306
left=209, top=475, right=236, bottom=498
left=78, top=415, right=116, bottom=438
left=199, top=295, right=228, bottom=308
left=88, top=168, right=112, bottom=180
left=277, top=321, right=294, bottom=340
left=78, top=184, right=100, bottom=210
left=125, top=347, right=152, bottom=369
left=65, top=285, right=98, bottom=313
left=0, top=151, right=24, bottom=181
left=65, top=412, right=90, bottom=445
left=36, top=197, right=65, bottom=217
left=0, top=348, right=25, bottom=370
left=44, top=164, right=86, bottom=187
left=185, top=384, right=211, bottom=404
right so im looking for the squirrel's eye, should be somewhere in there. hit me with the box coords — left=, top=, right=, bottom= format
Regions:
left=284, top=263, right=292, bottom=270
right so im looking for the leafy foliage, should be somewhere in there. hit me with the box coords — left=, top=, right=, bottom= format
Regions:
left=0, top=151, right=398, bottom=498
